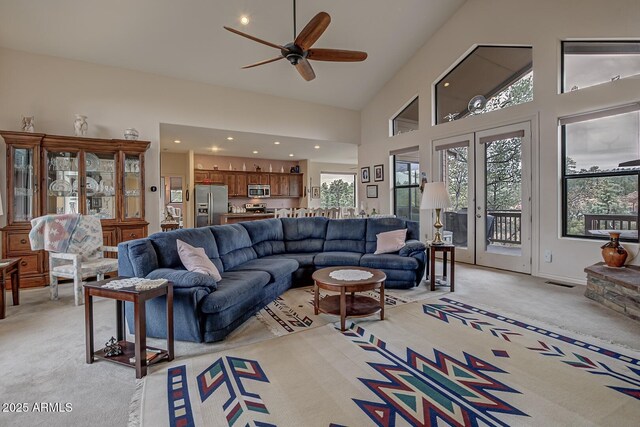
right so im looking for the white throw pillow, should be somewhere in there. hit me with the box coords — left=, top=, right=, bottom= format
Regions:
left=177, top=239, right=222, bottom=281
left=374, top=229, right=407, bottom=254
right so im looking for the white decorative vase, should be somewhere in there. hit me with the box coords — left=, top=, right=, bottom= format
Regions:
left=269, top=164, right=273, bottom=172
left=229, top=163, right=233, bottom=170
left=242, top=163, right=246, bottom=171
left=22, top=116, right=35, bottom=132
left=280, top=166, right=284, bottom=173
left=74, top=114, right=88, bottom=136
left=124, top=128, right=139, bottom=140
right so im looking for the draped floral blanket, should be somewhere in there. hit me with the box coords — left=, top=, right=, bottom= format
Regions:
left=133, top=297, right=640, bottom=427
left=29, top=214, right=103, bottom=259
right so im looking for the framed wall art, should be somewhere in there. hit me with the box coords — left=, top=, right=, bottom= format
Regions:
left=361, top=167, right=370, bottom=183
left=374, top=164, right=384, bottom=182
left=366, top=185, right=378, bottom=198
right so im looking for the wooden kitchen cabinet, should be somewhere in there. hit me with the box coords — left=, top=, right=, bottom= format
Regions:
left=289, top=174, right=303, bottom=197
left=236, top=173, right=248, bottom=197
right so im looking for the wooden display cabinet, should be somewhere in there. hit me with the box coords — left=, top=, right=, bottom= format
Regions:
left=0, top=131, right=150, bottom=288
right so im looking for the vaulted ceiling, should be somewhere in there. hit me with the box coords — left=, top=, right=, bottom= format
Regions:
left=0, top=0, right=465, bottom=110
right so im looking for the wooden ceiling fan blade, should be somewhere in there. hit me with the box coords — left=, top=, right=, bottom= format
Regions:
left=307, top=48, right=368, bottom=62
left=224, top=26, right=290, bottom=52
left=242, top=56, right=285, bottom=69
left=294, top=12, right=331, bottom=50
left=294, top=59, right=316, bottom=81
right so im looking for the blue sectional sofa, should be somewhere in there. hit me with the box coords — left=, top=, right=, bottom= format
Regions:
left=118, top=217, right=426, bottom=342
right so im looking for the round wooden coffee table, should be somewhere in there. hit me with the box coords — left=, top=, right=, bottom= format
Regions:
left=312, top=266, right=386, bottom=331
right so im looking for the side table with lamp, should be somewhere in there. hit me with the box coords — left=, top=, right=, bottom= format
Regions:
left=421, top=182, right=455, bottom=291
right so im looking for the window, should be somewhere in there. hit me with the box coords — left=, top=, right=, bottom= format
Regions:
left=393, top=157, right=421, bottom=221
left=320, top=173, right=356, bottom=208
left=562, top=41, right=640, bottom=93
left=169, top=177, right=183, bottom=203
left=391, top=97, right=419, bottom=136
left=435, top=46, right=533, bottom=125
left=561, top=104, right=640, bottom=242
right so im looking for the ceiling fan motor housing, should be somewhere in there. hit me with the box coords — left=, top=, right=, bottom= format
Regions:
left=282, top=43, right=306, bottom=65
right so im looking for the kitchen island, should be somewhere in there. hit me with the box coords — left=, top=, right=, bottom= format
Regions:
left=220, top=213, right=276, bottom=225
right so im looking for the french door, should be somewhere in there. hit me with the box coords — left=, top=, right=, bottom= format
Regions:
left=432, top=122, right=531, bottom=274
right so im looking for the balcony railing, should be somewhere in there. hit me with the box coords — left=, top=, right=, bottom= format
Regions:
left=584, top=214, right=638, bottom=235
left=488, top=210, right=521, bottom=245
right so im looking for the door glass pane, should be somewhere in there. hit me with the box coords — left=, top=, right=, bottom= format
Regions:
left=124, top=154, right=142, bottom=219
left=13, top=147, right=35, bottom=222
left=440, top=146, right=469, bottom=248
left=85, top=152, right=116, bottom=220
left=484, top=137, right=522, bottom=255
left=46, top=151, right=79, bottom=215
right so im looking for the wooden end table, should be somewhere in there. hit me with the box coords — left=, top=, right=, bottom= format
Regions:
left=84, top=277, right=174, bottom=379
left=0, top=258, right=21, bottom=320
left=312, top=266, right=386, bottom=331
left=427, top=243, right=455, bottom=292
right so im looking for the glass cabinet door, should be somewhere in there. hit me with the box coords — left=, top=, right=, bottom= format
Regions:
left=46, top=151, right=79, bottom=215
left=123, top=154, right=142, bottom=219
left=12, top=147, right=36, bottom=222
left=85, top=152, right=116, bottom=220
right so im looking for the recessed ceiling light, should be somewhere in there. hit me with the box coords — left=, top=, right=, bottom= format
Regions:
left=253, top=150, right=259, bottom=154
left=174, top=140, right=181, bottom=144
left=314, top=145, right=320, bottom=149
left=240, top=15, right=250, bottom=25
left=289, top=153, right=294, bottom=157
left=274, top=141, right=280, bottom=145
left=211, top=146, right=219, bottom=152
left=443, top=82, right=450, bottom=87
left=227, top=137, right=234, bottom=141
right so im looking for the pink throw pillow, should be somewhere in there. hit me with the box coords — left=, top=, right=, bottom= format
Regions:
left=177, top=240, right=222, bottom=281
left=374, top=229, right=407, bottom=254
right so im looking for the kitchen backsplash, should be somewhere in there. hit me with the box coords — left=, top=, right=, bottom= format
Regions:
left=230, top=197, right=300, bottom=208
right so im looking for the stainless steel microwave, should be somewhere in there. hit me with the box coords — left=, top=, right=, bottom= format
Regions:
left=248, top=184, right=270, bottom=198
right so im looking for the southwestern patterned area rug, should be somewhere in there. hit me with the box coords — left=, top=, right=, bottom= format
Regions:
left=255, top=285, right=445, bottom=336
left=132, top=298, right=640, bottom=426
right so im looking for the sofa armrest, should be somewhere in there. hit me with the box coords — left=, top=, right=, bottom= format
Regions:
left=399, top=240, right=426, bottom=257
left=146, top=268, right=218, bottom=290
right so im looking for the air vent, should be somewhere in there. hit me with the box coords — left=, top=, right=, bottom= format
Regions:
left=545, top=281, right=575, bottom=288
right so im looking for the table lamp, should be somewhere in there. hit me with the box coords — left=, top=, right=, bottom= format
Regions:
left=420, top=182, right=450, bottom=245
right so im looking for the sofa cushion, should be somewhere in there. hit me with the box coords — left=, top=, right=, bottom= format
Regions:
left=149, top=228, right=222, bottom=272
left=177, top=240, right=222, bottom=280
left=146, top=268, right=218, bottom=289
left=262, top=253, right=318, bottom=267
left=323, top=219, right=366, bottom=253
left=281, top=217, right=328, bottom=253
left=199, top=270, right=270, bottom=314
left=314, top=251, right=363, bottom=267
left=121, top=239, right=158, bottom=278
left=210, top=224, right=258, bottom=271
left=360, top=253, right=419, bottom=270
left=374, top=229, right=407, bottom=254
left=365, top=218, right=408, bottom=253
left=229, top=258, right=298, bottom=282
left=241, top=219, right=286, bottom=257
left=398, top=240, right=426, bottom=257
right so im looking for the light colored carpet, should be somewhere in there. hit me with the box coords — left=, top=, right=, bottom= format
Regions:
left=137, top=299, right=640, bottom=426
left=255, top=284, right=446, bottom=336
left=0, top=263, right=638, bottom=427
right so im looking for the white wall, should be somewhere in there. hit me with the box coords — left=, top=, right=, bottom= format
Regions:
left=0, top=47, right=360, bottom=236
left=359, top=0, right=640, bottom=283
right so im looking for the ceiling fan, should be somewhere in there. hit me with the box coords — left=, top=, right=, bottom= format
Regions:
left=223, top=0, right=367, bottom=81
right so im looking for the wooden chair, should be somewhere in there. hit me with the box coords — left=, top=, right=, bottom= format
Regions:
left=294, top=208, right=309, bottom=218
left=274, top=208, right=292, bottom=218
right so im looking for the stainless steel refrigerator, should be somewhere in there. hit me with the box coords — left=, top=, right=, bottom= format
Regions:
left=194, top=184, right=228, bottom=227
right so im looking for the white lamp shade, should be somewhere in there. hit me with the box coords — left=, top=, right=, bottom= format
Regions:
left=420, top=182, right=451, bottom=210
